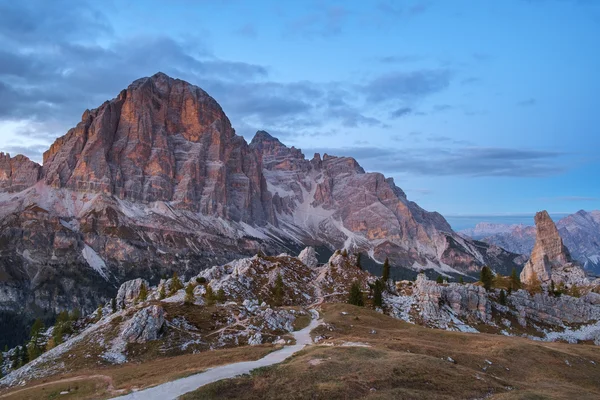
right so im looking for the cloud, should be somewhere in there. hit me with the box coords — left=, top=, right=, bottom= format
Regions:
left=517, top=98, right=537, bottom=106
left=390, top=107, right=413, bottom=118
left=235, top=23, right=258, bottom=38
left=540, top=196, right=599, bottom=202
left=300, top=145, right=568, bottom=177
left=378, top=55, right=423, bottom=64
left=363, top=69, right=452, bottom=103
left=285, top=4, right=349, bottom=37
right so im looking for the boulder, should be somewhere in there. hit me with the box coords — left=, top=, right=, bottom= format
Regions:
left=298, top=246, right=318, bottom=268
left=116, top=278, right=150, bottom=308
left=121, top=305, right=165, bottom=343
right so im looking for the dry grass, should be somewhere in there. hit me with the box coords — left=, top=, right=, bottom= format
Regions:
left=0, top=346, right=276, bottom=400
left=184, top=303, right=600, bottom=400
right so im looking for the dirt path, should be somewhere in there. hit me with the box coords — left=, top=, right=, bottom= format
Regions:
left=112, top=310, right=321, bottom=400
left=0, top=374, right=126, bottom=398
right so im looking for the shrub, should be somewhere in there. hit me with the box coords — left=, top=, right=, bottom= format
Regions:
left=196, top=277, right=207, bottom=284
left=216, top=288, right=227, bottom=303
left=205, top=285, right=215, bottom=305
left=341, top=249, right=348, bottom=257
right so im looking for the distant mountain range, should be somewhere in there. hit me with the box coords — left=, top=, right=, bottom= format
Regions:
left=459, top=210, right=600, bottom=274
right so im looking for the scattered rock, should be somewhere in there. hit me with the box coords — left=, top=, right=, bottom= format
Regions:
left=121, top=305, right=165, bottom=343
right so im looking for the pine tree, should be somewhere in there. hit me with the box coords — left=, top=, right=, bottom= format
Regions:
left=373, top=280, right=384, bottom=308
left=272, top=274, right=285, bottom=306
left=480, top=266, right=494, bottom=291
left=111, top=297, right=117, bottom=313
left=70, top=308, right=80, bottom=321
left=216, top=288, right=226, bottom=303
left=170, top=272, right=184, bottom=294
left=205, top=285, right=215, bottom=305
left=356, top=253, right=362, bottom=270
left=510, top=267, right=521, bottom=291
left=96, top=305, right=103, bottom=322
left=459, top=276, right=464, bottom=284
left=348, top=281, right=364, bottom=306
left=159, top=284, right=166, bottom=300
left=436, top=275, right=444, bottom=284
left=382, top=258, right=390, bottom=282
left=499, top=289, right=507, bottom=305
left=27, top=319, right=45, bottom=361
left=184, top=283, right=195, bottom=305
left=138, top=283, right=148, bottom=302
left=527, top=272, right=543, bottom=295
left=21, top=345, right=28, bottom=366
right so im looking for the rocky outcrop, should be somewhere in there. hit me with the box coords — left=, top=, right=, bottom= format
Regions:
left=476, top=210, right=600, bottom=275
left=0, top=153, right=40, bottom=193
left=520, top=211, right=587, bottom=286
left=507, top=289, right=600, bottom=326
left=413, top=274, right=491, bottom=327
left=120, top=305, right=165, bottom=343
left=116, top=278, right=150, bottom=308
left=298, top=246, right=318, bottom=268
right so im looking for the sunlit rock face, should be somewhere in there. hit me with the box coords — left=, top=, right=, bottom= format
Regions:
left=521, top=211, right=588, bottom=286
left=0, top=153, right=40, bottom=193
left=42, top=72, right=272, bottom=224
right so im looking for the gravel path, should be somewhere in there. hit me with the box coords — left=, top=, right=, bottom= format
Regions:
left=112, top=310, right=321, bottom=400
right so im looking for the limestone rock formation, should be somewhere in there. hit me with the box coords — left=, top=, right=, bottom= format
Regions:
left=413, top=274, right=491, bottom=326
left=0, top=153, right=41, bottom=193
left=120, top=305, right=165, bottom=343
left=520, top=211, right=588, bottom=286
left=298, top=246, right=318, bottom=268
left=116, top=278, right=150, bottom=308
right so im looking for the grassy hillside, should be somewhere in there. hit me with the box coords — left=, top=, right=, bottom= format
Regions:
left=184, top=303, right=600, bottom=400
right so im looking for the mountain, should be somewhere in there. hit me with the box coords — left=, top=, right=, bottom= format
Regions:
left=0, top=73, right=522, bottom=347
left=462, top=210, right=600, bottom=274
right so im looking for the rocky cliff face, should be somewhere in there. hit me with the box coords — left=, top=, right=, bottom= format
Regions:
left=0, top=73, right=522, bottom=348
left=0, top=153, right=41, bottom=193
left=520, top=211, right=587, bottom=286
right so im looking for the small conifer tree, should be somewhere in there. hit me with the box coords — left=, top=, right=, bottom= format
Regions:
left=205, top=285, right=215, bottom=305
left=159, top=284, right=166, bottom=300
left=27, top=319, right=45, bottom=361
left=373, top=280, right=384, bottom=308
left=111, top=297, right=117, bottom=313
left=510, top=267, right=521, bottom=290
left=170, top=272, right=184, bottom=294
left=138, top=283, right=148, bottom=302
left=459, top=276, right=464, bottom=284
left=348, top=281, right=364, bottom=306
left=272, top=274, right=285, bottom=306
left=184, top=283, right=195, bottom=305
left=499, top=289, right=507, bottom=305
left=96, top=305, right=103, bottom=322
left=436, top=275, right=444, bottom=284
left=382, top=258, right=390, bottom=282
left=480, top=266, right=494, bottom=291
left=216, top=288, right=226, bottom=303
left=356, top=253, right=362, bottom=270
left=341, top=249, right=348, bottom=257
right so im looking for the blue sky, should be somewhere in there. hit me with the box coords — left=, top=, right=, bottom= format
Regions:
left=0, top=0, right=599, bottom=220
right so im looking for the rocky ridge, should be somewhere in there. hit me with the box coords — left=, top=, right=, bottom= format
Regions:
left=2, top=247, right=599, bottom=388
